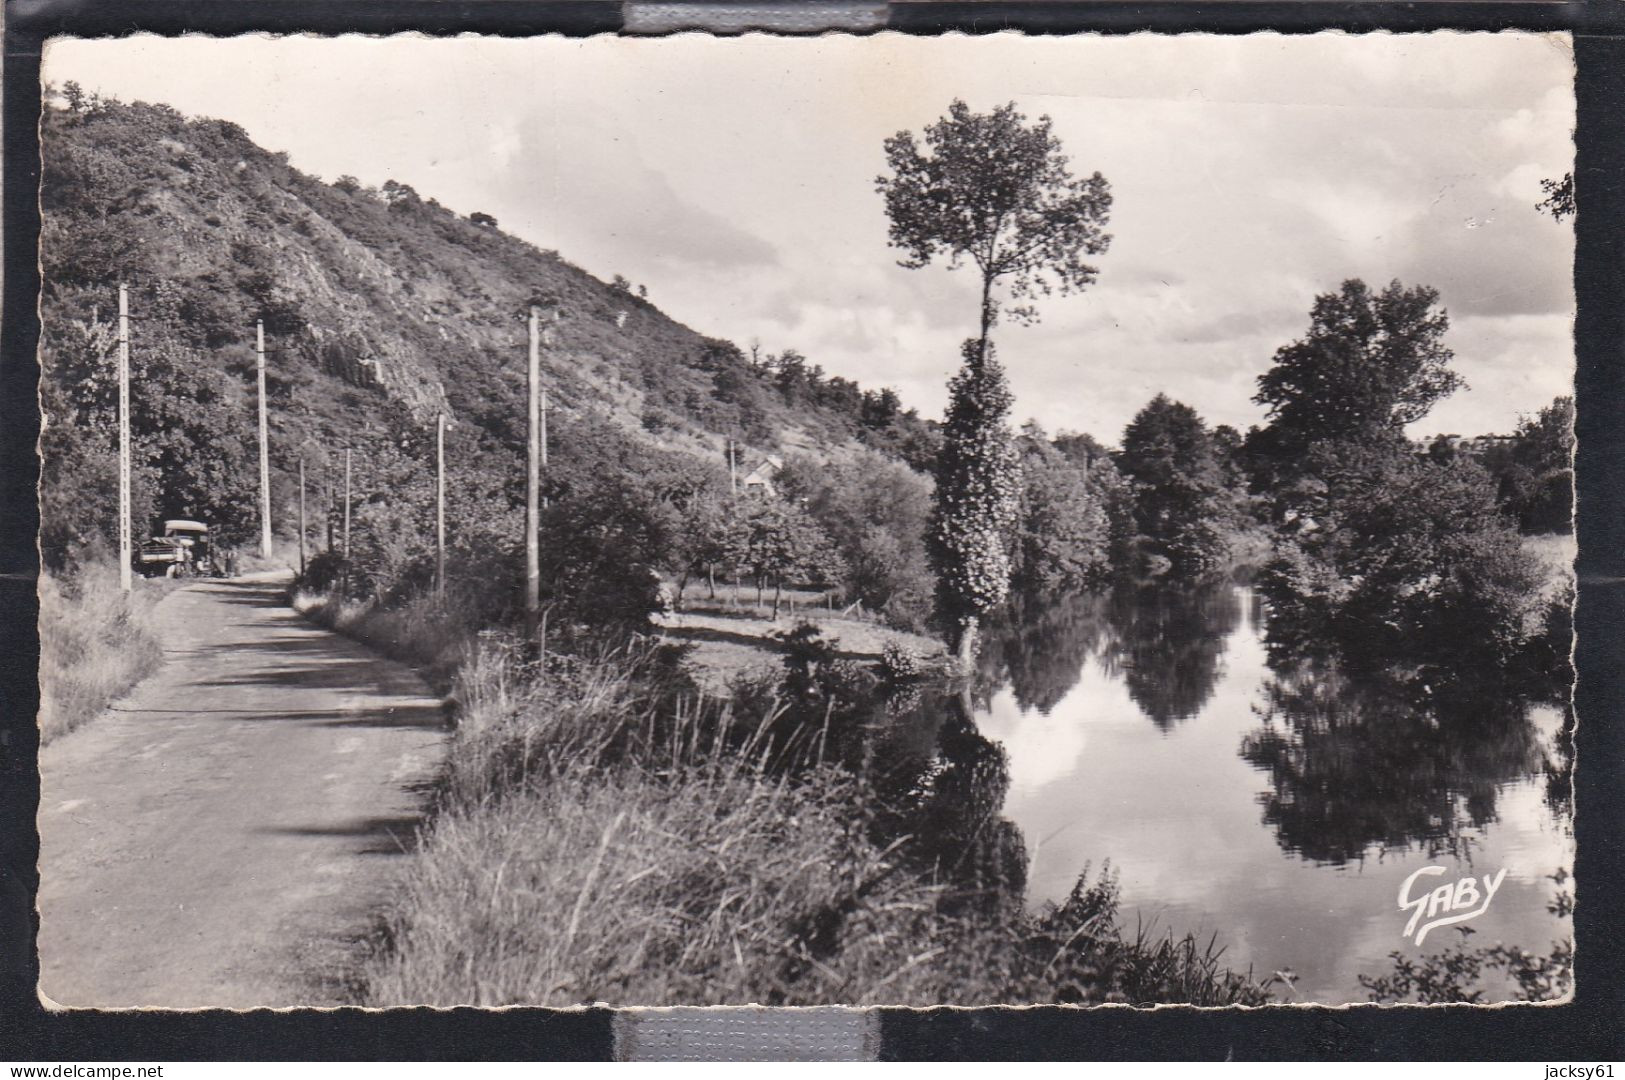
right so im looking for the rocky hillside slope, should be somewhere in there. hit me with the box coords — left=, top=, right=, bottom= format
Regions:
left=38, top=93, right=935, bottom=557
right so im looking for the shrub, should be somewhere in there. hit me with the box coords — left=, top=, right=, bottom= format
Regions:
left=879, top=640, right=925, bottom=682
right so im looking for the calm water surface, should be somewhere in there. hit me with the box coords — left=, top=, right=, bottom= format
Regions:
left=968, top=583, right=1572, bottom=1003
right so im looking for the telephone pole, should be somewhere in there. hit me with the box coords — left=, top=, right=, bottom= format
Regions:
left=436, top=412, right=446, bottom=600
left=342, top=447, right=352, bottom=595
left=342, top=449, right=353, bottom=560
left=525, top=307, right=542, bottom=636
left=117, top=284, right=132, bottom=592
left=256, top=320, right=272, bottom=559
left=297, top=457, right=307, bottom=575
left=727, top=438, right=737, bottom=496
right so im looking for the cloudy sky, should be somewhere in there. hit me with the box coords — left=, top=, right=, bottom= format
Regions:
left=45, top=32, right=1575, bottom=441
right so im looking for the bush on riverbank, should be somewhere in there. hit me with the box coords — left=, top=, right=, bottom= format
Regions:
left=38, top=563, right=165, bottom=743
left=360, top=637, right=1277, bottom=1007
left=1258, top=439, right=1546, bottom=671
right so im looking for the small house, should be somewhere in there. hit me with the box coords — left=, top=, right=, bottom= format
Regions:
left=742, top=455, right=784, bottom=498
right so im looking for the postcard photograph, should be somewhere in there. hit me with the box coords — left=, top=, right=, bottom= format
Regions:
left=33, top=30, right=1576, bottom=1010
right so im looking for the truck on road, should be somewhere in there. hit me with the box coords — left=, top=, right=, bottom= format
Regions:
left=137, top=519, right=234, bottom=578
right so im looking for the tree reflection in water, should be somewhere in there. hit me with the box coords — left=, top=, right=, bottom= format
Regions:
left=1239, top=660, right=1546, bottom=865
left=867, top=687, right=1028, bottom=918
left=1103, top=581, right=1241, bottom=730
left=978, top=591, right=1113, bottom=714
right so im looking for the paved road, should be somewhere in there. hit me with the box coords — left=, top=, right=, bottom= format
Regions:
left=37, top=572, right=447, bottom=1008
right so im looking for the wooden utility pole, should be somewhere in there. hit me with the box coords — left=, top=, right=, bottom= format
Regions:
left=117, top=284, right=132, bottom=592
left=297, top=457, right=307, bottom=575
left=342, top=448, right=352, bottom=595
left=540, top=389, right=549, bottom=509
left=342, top=448, right=353, bottom=558
left=525, top=307, right=541, bottom=635
left=728, top=439, right=737, bottom=496
left=436, top=412, right=446, bottom=600
left=256, top=320, right=272, bottom=558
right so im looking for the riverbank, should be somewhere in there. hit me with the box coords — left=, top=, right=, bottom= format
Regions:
left=291, top=575, right=1276, bottom=1007
left=653, top=607, right=943, bottom=692
left=356, top=629, right=1279, bottom=1007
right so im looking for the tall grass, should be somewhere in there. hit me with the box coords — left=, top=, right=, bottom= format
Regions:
left=293, top=585, right=477, bottom=689
left=37, top=564, right=165, bottom=743
left=361, top=634, right=1278, bottom=1007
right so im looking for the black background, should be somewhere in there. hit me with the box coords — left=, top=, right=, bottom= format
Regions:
left=2, top=1, right=1620, bottom=1062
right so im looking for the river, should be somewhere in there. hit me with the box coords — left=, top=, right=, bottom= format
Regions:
left=960, top=581, right=1573, bottom=1003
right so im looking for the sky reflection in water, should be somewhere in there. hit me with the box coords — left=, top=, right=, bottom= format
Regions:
left=971, top=585, right=1572, bottom=1003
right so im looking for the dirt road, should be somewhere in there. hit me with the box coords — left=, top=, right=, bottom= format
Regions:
left=37, top=572, right=447, bottom=1009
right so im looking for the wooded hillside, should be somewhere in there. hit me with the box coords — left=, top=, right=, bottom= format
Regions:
left=38, top=92, right=937, bottom=562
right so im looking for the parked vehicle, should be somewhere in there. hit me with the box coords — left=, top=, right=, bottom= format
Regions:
left=137, top=519, right=231, bottom=578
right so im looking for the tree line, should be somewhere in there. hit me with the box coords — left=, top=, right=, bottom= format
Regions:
left=878, top=100, right=1571, bottom=677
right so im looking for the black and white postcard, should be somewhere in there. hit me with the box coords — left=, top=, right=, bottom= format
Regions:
left=32, top=31, right=1576, bottom=1011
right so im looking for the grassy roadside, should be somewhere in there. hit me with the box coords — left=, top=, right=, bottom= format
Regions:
left=37, top=564, right=170, bottom=744
left=292, top=586, right=474, bottom=692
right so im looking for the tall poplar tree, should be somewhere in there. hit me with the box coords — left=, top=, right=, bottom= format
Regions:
left=877, top=100, right=1112, bottom=661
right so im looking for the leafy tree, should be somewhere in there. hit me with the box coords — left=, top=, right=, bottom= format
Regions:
left=343, top=433, right=437, bottom=599
left=1116, top=395, right=1231, bottom=576
left=380, top=179, right=422, bottom=211
left=876, top=99, right=1112, bottom=352
left=1253, top=279, right=1461, bottom=466
left=1011, top=423, right=1111, bottom=592
left=1259, top=437, right=1542, bottom=669
left=1051, top=430, right=1111, bottom=471
left=777, top=455, right=935, bottom=630
left=730, top=499, right=844, bottom=620
left=1537, top=173, right=1574, bottom=223
left=1500, top=396, right=1574, bottom=533
left=1209, top=424, right=1250, bottom=493
left=668, top=490, right=734, bottom=607
left=878, top=100, right=1109, bottom=658
left=861, top=386, right=902, bottom=430
left=38, top=279, right=264, bottom=571
left=927, top=340, right=1023, bottom=662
